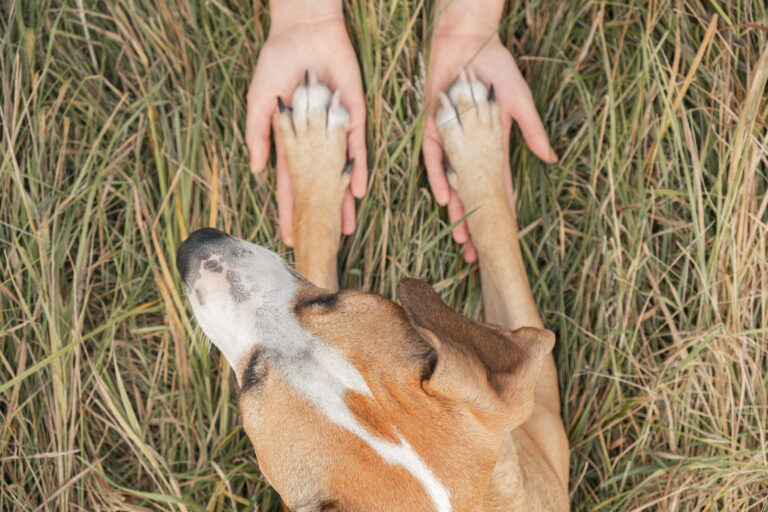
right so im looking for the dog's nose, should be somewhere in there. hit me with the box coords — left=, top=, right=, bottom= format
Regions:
left=177, top=228, right=229, bottom=281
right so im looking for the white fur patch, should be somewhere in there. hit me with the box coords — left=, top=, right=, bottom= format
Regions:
left=327, top=89, right=350, bottom=131
left=290, top=75, right=349, bottom=132
left=291, top=81, right=331, bottom=123
left=436, top=68, right=489, bottom=129
left=188, top=244, right=299, bottom=371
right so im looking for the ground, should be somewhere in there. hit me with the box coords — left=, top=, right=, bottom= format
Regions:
left=1, top=1, right=767, bottom=510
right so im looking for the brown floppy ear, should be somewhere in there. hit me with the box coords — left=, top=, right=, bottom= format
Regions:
left=397, top=278, right=555, bottom=430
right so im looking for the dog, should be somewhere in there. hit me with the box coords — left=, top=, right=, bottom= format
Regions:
left=177, top=68, right=569, bottom=511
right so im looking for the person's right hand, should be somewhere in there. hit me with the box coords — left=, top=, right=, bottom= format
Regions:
left=246, top=9, right=367, bottom=247
left=423, top=1, right=557, bottom=263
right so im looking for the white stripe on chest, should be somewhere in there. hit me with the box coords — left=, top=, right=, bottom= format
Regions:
left=276, top=321, right=452, bottom=512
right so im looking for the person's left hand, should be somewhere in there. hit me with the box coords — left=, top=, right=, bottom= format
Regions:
left=246, top=18, right=367, bottom=246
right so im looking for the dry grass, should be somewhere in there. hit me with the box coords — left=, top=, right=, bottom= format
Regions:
left=1, top=0, right=767, bottom=510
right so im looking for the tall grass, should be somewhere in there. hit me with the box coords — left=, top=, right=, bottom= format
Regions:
left=1, top=1, right=766, bottom=510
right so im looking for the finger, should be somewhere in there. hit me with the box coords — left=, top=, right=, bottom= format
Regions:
left=273, top=122, right=295, bottom=247
left=447, top=190, right=470, bottom=244
left=423, top=114, right=451, bottom=205
left=246, top=84, right=278, bottom=174
left=276, top=159, right=295, bottom=247
left=463, top=239, right=478, bottom=263
left=344, top=90, right=368, bottom=199
left=508, top=92, right=558, bottom=163
left=341, top=188, right=356, bottom=236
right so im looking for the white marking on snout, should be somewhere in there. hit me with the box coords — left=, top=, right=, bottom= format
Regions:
left=187, top=243, right=290, bottom=371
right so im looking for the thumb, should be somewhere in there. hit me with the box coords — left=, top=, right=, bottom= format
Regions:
left=509, top=91, right=557, bottom=163
left=246, top=91, right=278, bottom=173
left=423, top=114, right=451, bottom=206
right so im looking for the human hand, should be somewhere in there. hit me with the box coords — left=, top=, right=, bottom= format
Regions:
left=246, top=5, right=366, bottom=247
left=424, top=33, right=556, bottom=263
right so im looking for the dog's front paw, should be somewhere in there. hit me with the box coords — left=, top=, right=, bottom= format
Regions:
left=275, top=70, right=351, bottom=209
left=435, top=68, right=506, bottom=205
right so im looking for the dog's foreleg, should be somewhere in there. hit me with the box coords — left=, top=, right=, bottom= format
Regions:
left=436, top=69, right=569, bottom=486
left=275, top=73, right=350, bottom=291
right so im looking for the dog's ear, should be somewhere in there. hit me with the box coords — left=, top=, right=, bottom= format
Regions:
left=397, top=278, right=554, bottom=430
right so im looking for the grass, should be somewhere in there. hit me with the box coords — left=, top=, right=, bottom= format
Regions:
left=1, top=0, right=767, bottom=510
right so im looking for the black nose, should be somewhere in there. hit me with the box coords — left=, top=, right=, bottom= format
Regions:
left=176, top=228, right=229, bottom=280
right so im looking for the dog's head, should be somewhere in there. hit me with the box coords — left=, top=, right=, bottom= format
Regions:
left=177, top=229, right=554, bottom=511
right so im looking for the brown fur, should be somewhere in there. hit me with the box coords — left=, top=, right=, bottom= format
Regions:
left=275, top=94, right=348, bottom=292
left=239, top=76, right=570, bottom=510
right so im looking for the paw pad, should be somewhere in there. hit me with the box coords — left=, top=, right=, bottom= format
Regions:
left=278, top=69, right=349, bottom=138
left=434, top=66, right=506, bottom=195
left=436, top=66, right=498, bottom=130
left=274, top=70, right=351, bottom=213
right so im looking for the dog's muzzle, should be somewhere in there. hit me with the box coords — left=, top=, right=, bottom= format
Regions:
left=176, top=228, right=230, bottom=283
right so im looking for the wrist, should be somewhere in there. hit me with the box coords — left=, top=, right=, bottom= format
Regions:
left=269, top=0, right=343, bottom=34
left=433, top=0, right=503, bottom=39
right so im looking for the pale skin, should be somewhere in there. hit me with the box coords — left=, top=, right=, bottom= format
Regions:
left=246, top=0, right=556, bottom=260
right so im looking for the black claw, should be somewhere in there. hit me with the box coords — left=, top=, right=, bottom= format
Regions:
left=277, top=96, right=286, bottom=113
left=304, top=69, right=309, bottom=86
left=443, top=160, right=456, bottom=175
left=342, top=158, right=355, bottom=174
left=488, top=84, right=495, bottom=102
left=453, top=105, right=463, bottom=129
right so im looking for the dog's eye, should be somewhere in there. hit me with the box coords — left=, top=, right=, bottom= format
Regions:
left=295, top=293, right=339, bottom=313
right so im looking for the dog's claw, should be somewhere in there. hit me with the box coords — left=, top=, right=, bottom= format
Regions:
left=342, top=158, right=354, bottom=175
left=488, top=84, right=495, bottom=102
left=443, top=160, right=456, bottom=175
left=277, top=96, right=286, bottom=113
left=304, top=69, right=309, bottom=86
left=458, top=67, right=469, bottom=84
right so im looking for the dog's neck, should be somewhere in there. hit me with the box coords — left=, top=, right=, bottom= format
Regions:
left=375, top=391, right=534, bottom=512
